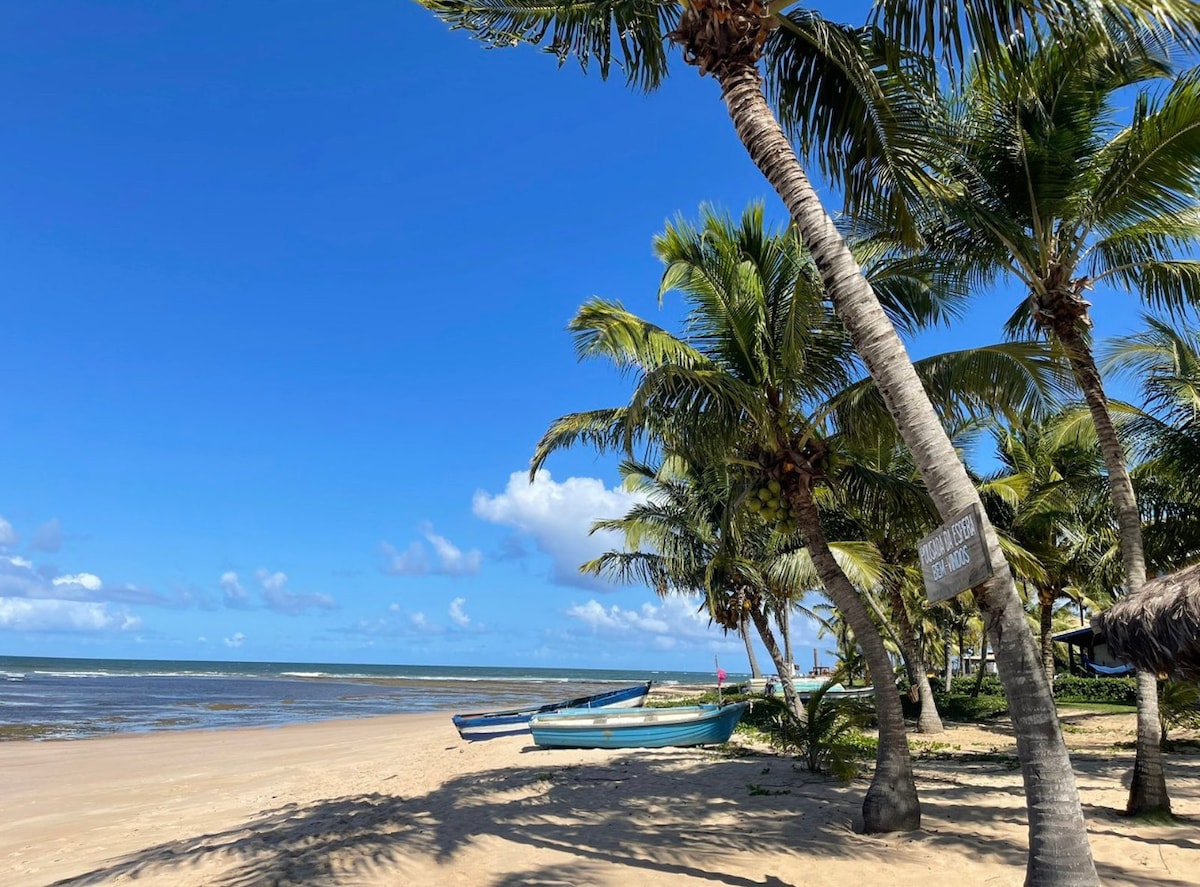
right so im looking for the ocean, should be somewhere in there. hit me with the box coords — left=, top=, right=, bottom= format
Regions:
left=0, top=656, right=740, bottom=741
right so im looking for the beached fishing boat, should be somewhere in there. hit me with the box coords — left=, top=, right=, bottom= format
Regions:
left=529, top=701, right=749, bottom=749
left=452, top=682, right=652, bottom=741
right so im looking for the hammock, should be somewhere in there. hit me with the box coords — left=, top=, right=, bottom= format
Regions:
left=1081, top=654, right=1135, bottom=677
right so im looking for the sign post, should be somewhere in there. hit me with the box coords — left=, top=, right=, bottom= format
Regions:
left=917, top=504, right=995, bottom=604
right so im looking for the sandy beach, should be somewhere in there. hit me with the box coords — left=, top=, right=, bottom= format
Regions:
left=2, top=704, right=1197, bottom=887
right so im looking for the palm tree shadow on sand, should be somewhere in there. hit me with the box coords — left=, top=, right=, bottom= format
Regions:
left=50, top=747, right=1200, bottom=887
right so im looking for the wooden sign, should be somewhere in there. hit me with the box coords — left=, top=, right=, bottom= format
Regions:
left=917, top=504, right=995, bottom=604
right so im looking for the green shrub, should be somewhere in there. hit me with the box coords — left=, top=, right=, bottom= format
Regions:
left=1052, top=675, right=1137, bottom=705
left=788, top=683, right=875, bottom=781
left=946, top=674, right=1005, bottom=697
left=935, top=693, right=1009, bottom=721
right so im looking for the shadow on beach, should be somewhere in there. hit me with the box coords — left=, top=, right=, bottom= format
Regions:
left=50, top=745, right=1200, bottom=887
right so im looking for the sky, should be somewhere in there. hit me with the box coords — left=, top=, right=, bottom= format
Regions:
left=0, top=1, right=1163, bottom=672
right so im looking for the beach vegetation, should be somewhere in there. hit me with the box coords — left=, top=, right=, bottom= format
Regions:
left=785, top=677, right=875, bottom=781
left=1158, top=680, right=1200, bottom=744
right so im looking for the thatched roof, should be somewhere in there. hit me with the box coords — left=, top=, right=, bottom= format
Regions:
left=1094, top=561, right=1200, bottom=681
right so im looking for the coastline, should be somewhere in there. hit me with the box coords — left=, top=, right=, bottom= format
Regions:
left=0, top=656, right=731, bottom=741
left=2, top=708, right=1197, bottom=886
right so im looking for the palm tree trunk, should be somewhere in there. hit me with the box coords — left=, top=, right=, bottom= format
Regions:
left=1040, top=589, right=1056, bottom=680
left=748, top=603, right=804, bottom=722
left=780, top=604, right=794, bottom=676
left=789, top=481, right=921, bottom=833
left=943, top=622, right=953, bottom=692
left=886, top=581, right=944, bottom=733
left=1056, top=325, right=1170, bottom=817
left=715, top=62, right=1097, bottom=883
left=740, top=616, right=763, bottom=678
left=972, top=642, right=990, bottom=697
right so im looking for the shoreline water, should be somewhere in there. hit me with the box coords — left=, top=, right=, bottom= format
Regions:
left=0, top=654, right=735, bottom=741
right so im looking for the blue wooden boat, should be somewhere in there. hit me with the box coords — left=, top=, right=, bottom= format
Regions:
left=452, top=682, right=652, bottom=741
left=529, top=701, right=749, bottom=749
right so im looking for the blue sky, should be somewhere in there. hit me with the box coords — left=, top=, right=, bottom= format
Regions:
left=0, top=1, right=1159, bottom=672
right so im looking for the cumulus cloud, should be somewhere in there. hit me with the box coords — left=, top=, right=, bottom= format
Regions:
left=219, top=571, right=251, bottom=608
left=52, top=572, right=103, bottom=592
left=564, top=594, right=742, bottom=653
left=380, top=526, right=482, bottom=578
left=32, top=518, right=63, bottom=553
left=0, top=516, right=18, bottom=548
left=473, top=470, right=646, bottom=591
left=224, top=631, right=246, bottom=648
left=254, top=569, right=335, bottom=615
left=448, top=597, right=470, bottom=627
left=0, top=597, right=139, bottom=633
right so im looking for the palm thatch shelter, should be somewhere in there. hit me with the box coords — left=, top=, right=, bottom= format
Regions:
left=1094, top=562, right=1200, bottom=681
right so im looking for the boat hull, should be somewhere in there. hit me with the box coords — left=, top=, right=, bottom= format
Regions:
left=452, top=682, right=651, bottom=741
left=529, top=702, right=749, bottom=749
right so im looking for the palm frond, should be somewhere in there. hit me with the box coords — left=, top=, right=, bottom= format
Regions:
left=420, top=0, right=678, bottom=91
left=531, top=407, right=636, bottom=475
left=1090, top=68, right=1200, bottom=233
left=764, top=12, right=942, bottom=236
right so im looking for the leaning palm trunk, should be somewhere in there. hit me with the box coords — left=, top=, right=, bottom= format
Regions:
left=740, top=615, right=764, bottom=677
left=1056, top=325, right=1170, bottom=816
left=748, top=603, right=804, bottom=721
left=886, top=582, right=944, bottom=733
left=706, top=60, right=1097, bottom=883
left=789, top=483, right=921, bottom=832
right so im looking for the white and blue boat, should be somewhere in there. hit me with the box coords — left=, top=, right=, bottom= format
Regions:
left=452, top=682, right=652, bottom=741
left=529, top=701, right=749, bottom=749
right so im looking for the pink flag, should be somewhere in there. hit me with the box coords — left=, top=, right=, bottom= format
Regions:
left=717, top=668, right=728, bottom=685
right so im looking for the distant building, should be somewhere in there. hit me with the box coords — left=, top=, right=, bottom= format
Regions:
left=1051, top=625, right=1133, bottom=677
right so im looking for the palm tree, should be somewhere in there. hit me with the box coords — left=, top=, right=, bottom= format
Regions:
left=980, top=415, right=1110, bottom=679
left=415, top=7, right=1200, bottom=876
left=583, top=455, right=816, bottom=720
left=534, top=204, right=924, bottom=831
left=822, top=434, right=946, bottom=731
left=1096, top=317, right=1200, bottom=677
left=923, top=31, right=1200, bottom=816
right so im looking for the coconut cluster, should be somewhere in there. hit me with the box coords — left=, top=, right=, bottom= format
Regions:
left=745, top=478, right=798, bottom=533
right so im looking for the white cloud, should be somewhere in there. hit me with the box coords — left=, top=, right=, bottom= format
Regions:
left=566, top=595, right=726, bottom=647
left=224, top=631, right=246, bottom=648
left=379, top=541, right=426, bottom=575
left=0, top=597, right=139, bottom=632
left=0, top=516, right=18, bottom=548
left=473, top=470, right=646, bottom=591
left=425, top=530, right=483, bottom=575
left=219, top=571, right=251, bottom=608
left=0, top=553, right=187, bottom=608
left=380, top=526, right=482, bottom=578
left=448, top=596, right=470, bottom=627
left=254, top=568, right=335, bottom=615
left=52, top=572, right=103, bottom=592
left=32, top=518, right=62, bottom=553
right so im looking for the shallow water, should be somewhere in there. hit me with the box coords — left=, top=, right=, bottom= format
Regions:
left=0, top=656, right=733, bottom=740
